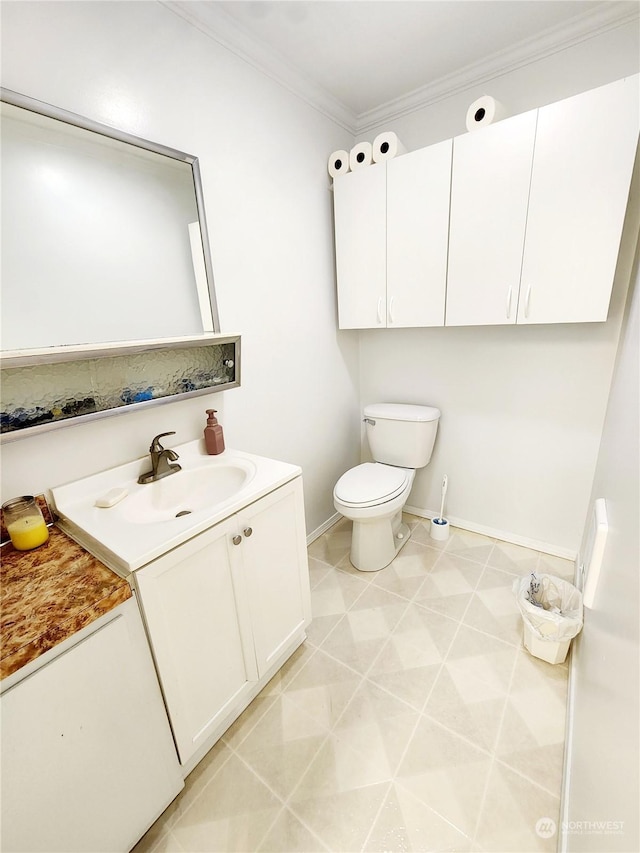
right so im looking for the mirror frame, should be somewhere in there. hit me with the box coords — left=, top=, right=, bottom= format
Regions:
left=0, top=86, right=221, bottom=359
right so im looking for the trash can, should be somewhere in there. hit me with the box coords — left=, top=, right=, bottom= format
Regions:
left=513, top=572, right=583, bottom=664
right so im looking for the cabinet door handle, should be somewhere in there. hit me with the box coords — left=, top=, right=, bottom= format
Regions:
left=524, top=284, right=532, bottom=318
left=506, top=286, right=513, bottom=319
left=243, top=527, right=253, bottom=537
left=376, top=297, right=383, bottom=325
left=388, top=296, right=395, bottom=324
left=232, top=534, right=242, bottom=546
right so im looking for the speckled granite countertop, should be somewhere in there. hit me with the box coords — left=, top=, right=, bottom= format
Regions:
left=1, top=526, right=131, bottom=680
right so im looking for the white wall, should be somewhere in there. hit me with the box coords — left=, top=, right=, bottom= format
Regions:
left=359, top=20, right=640, bottom=555
left=562, top=236, right=639, bottom=852
left=0, top=0, right=360, bottom=536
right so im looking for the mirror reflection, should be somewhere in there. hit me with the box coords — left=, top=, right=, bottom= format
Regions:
left=1, top=92, right=219, bottom=353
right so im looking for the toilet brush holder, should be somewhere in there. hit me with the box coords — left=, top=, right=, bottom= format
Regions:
left=430, top=517, right=450, bottom=541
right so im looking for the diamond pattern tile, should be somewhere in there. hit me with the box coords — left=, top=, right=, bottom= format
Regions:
left=133, top=520, right=571, bottom=853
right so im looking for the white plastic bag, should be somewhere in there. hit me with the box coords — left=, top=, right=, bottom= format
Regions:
left=513, top=572, right=583, bottom=642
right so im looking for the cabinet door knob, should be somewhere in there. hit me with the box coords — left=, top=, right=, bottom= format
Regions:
left=232, top=534, right=242, bottom=545
left=243, top=527, right=253, bottom=537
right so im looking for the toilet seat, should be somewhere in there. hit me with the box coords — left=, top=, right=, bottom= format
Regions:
left=334, top=463, right=411, bottom=508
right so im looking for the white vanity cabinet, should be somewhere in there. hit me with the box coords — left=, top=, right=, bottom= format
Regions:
left=1, top=599, right=183, bottom=853
left=333, top=141, right=451, bottom=329
left=445, top=109, right=537, bottom=326
left=517, top=75, right=639, bottom=324
left=133, top=476, right=311, bottom=767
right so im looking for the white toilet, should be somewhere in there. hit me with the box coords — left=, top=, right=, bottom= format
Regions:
left=333, top=403, right=441, bottom=572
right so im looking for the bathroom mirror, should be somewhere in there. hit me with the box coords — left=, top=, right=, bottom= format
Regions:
left=0, top=88, right=220, bottom=356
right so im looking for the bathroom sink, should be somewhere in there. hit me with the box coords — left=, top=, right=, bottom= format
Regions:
left=121, top=463, right=252, bottom=524
left=51, top=443, right=301, bottom=573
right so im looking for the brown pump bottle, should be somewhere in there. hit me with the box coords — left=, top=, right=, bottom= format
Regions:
left=204, top=409, right=225, bottom=455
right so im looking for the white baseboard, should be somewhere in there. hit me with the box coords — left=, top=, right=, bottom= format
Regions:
left=403, top=504, right=577, bottom=560
left=306, top=511, right=342, bottom=545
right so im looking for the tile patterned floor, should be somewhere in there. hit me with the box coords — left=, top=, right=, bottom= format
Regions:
left=134, top=516, right=574, bottom=853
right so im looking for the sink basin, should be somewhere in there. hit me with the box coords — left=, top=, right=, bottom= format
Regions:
left=122, top=463, right=251, bottom=524
left=51, top=443, right=301, bottom=573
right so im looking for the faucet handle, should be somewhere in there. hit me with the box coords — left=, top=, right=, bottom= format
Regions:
left=150, top=431, right=176, bottom=452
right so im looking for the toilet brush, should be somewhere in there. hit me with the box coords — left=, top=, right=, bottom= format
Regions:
left=430, top=475, right=450, bottom=540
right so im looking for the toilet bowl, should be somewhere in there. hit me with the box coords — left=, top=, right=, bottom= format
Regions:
left=334, top=403, right=440, bottom=572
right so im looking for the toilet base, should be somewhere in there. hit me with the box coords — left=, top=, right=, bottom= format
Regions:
left=350, top=510, right=411, bottom=572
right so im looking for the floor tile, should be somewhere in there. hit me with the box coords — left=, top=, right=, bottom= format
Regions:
left=282, top=647, right=363, bottom=730
left=171, top=753, right=282, bottom=852
left=370, top=540, right=441, bottom=599
left=414, top=552, right=483, bottom=621
left=319, top=586, right=408, bottom=674
left=488, top=541, right=541, bottom=574
left=444, top=624, right=518, bottom=695
left=258, top=807, right=328, bottom=852
left=473, top=762, right=561, bottom=852
left=308, top=556, right=334, bottom=590
left=445, top=529, right=495, bottom=564
left=289, top=782, right=389, bottom=852
left=463, top=565, right=523, bottom=646
left=307, top=520, right=352, bottom=565
left=424, top=662, right=508, bottom=753
left=367, top=603, right=459, bottom=709
left=537, top=552, right=576, bottom=580
left=310, top=566, right=369, bottom=618
left=335, top=679, right=421, bottom=776
left=364, top=783, right=473, bottom=852
left=396, top=717, right=493, bottom=838
left=494, top=650, right=569, bottom=793
left=234, top=692, right=329, bottom=798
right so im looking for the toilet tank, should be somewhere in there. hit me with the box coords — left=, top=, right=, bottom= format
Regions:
left=364, top=403, right=440, bottom=468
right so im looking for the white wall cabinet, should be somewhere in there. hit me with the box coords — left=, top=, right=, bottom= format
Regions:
left=333, top=74, right=638, bottom=330
left=446, top=110, right=537, bottom=326
left=134, top=477, right=311, bottom=767
left=518, top=75, right=639, bottom=324
left=334, top=141, right=451, bottom=329
left=0, top=599, right=183, bottom=853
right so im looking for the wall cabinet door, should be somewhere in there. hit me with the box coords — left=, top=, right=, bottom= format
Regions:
left=518, top=75, right=639, bottom=324
left=333, top=163, right=386, bottom=329
left=236, top=477, right=311, bottom=676
left=386, top=140, right=452, bottom=327
left=135, top=516, right=256, bottom=765
left=445, top=109, right=537, bottom=326
left=134, top=477, right=310, bottom=767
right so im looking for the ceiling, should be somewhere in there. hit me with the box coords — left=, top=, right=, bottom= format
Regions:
left=163, top=1, right=639, bottom=131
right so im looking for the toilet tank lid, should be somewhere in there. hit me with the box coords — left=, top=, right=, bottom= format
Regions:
left=364, top=403, right=440, bottom=422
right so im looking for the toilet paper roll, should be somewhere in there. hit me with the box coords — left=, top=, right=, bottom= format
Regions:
left=465, top=95, right=507, bottom=132
left=328, top=149, right=350, bottom=179
left=349, top=141, right=373, bottom=171
left=372, top=131, right=406, bottom=163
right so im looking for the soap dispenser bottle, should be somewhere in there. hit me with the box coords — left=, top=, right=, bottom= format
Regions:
left=204, top=409, right=225, bottom=455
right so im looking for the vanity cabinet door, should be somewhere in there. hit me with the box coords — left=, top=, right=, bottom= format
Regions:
left=517, top=75, right=639, bottom=324
left=386, top=140, right=452, bottom=327
left=134, top=516, right=256, bottom=766
left=446, top=109, right=537, bottom=326
left=333, top=162, right=387, bottom=329
left=235, top=477, right=311, bottom=677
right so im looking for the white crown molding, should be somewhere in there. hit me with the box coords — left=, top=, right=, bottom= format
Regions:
left=356, top=1, right=640, bottom=133
left=160, top=0, right=358, bottom=134
left=160, top=1, right=638, bottom=139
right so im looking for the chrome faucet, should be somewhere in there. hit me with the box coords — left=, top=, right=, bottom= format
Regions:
left=138, top=432, right=182, bottom=484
